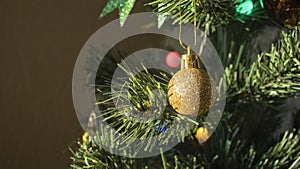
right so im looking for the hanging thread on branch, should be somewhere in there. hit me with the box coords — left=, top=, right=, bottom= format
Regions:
left=178, top=0, right=198, bottom=49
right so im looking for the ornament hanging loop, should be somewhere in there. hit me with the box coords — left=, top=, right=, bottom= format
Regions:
left=178, top=0, right=197, bottom=49
left=181, top=46, right=201, bottom=70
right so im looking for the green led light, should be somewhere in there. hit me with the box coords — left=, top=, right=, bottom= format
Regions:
left=259, top=0, right=264, bottom=8
left=236, top=0, right=254, bottom=15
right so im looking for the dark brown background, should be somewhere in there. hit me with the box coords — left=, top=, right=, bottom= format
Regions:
left=0, top=0, right=146, bottom=168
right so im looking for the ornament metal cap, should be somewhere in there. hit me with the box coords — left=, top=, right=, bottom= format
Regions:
left=181, top=46, right=201, bottom=69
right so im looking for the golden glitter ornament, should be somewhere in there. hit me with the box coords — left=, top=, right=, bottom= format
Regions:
left=195, top=127, right=210, bottom=143
left=168, top=47, right=214, bottom=116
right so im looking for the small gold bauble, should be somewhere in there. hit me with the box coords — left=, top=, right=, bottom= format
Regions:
left=168, top=68, right=212, bottom=116
left=82, top=132, right=89, bottom=144
left=195, top=127, right=210, bottom=143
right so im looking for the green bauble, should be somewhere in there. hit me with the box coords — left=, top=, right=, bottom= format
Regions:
left=262, top=0, right=300, bottom=28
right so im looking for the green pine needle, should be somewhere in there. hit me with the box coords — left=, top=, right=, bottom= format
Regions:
left=225, top=27, right=300, bottom=102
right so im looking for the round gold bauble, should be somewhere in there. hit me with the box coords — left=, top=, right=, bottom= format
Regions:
left=168, top=68, right=213, bottom=116
left=263, top=0, right=300, bottom=28
left=195, top=127, right=210, bottom=143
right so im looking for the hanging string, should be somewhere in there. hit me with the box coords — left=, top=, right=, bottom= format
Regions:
left=178, top=0, right=187, bottom=50
left=193, top=0, right=197, bottom=47
left=178, top=0, right=198, bottom=50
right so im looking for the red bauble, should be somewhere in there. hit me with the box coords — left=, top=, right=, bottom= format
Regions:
left=166, top=51, right=181, bottom=68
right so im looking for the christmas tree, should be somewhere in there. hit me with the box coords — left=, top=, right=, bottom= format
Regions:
left=70, top=0, right=300, bottom=168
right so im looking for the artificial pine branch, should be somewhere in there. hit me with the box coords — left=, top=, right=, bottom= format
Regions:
left=71, top=4, right=300, bottom=166
left=256, top=130, right=300, bottom=169
left=201, top=118, right=300, bottom=169
left=70, top=140, right=141, bottom=169
left=226, top=27, right=300, bottom=102
left=70, top=27, right=300, bottom=168
left=94, top=63, right=203, bottom=156
left=70, top=113, right=300, bottom=169
left=146, top=0, right=265, bottom=33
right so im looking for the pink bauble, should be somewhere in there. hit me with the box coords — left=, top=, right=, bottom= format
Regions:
left=166, top=51, right=181, bottom=68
